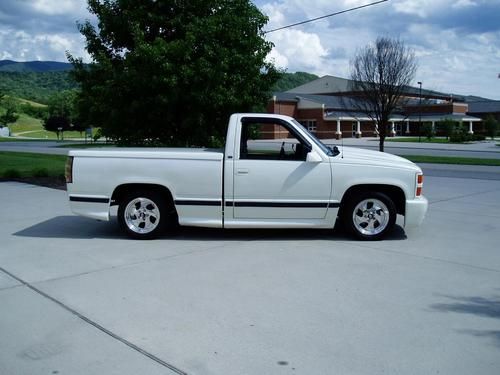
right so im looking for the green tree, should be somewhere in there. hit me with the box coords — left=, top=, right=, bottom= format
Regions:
left=348, top=37, right=417, bottom=152
left=68, top=0, right=280, bottom=146
left=437, top=118, right=455, bottom=140
left=44, top=90, right=82, bottom=138
left=0, top=97, right=19, bottom=126
left=484, top=115, right=498, bottom=140
left=422, top=122, right=435, bottom=140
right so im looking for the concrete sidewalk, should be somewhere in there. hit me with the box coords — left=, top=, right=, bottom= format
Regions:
left=1, top=177, right=500, bottom=374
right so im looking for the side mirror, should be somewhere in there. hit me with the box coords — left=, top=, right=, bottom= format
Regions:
left=306, top=150, right=322, bottom=163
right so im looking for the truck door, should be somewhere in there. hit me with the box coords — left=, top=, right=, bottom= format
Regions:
left=230, top=117, right=331, bottom=220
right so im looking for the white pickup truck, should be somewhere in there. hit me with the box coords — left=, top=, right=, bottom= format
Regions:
left=66, top=113, right=427, bottom=240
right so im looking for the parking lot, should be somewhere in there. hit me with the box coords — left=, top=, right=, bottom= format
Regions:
left=1, top=173, right=499, bottom=374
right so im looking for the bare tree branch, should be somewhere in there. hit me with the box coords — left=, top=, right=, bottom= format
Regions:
left=349, top=37, right=417, bottom=151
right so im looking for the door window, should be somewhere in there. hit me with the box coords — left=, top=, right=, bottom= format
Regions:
left=240, top=120, right=310, bottom=161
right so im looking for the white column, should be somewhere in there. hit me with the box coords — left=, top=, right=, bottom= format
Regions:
left=406, top=120, right=410, bottom=134
left=356, top=121, right=362, bottom=138
left=336, top=119, right=342, bottom=139
left=390, top=121, right=396, bottom=136
left=431, top=121, right=435, bottom=132
left=468, top=121, right=474, bottom=134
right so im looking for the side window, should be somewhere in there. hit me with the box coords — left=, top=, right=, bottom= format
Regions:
left=239, top=120, right=310, bottom=161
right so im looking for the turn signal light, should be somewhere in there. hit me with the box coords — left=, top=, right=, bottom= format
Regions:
left=65, top=156, right=74, bottom=183
left=416, top=173, right=424, bottom=197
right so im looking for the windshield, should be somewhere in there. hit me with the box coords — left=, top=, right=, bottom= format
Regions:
left=291, top=119, right=335, bottom=157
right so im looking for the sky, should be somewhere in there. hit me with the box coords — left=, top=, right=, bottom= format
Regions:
left=0, top=0, right=499, bottom=99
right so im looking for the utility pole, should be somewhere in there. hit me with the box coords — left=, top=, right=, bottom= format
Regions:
left=418, top=81, right=422, bottom=143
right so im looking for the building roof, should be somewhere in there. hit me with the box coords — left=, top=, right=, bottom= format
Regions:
left=285, top=75, right=351, bottom=95
left=467, top=100, right=500, bottom=114
left=274, top=92, right=360, bottom=109
left=285, top=75, right=463, bottom=101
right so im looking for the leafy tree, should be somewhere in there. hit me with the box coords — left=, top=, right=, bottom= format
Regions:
left=349, top=37, right=417, bottom=152
left=68, top=0, right=280, bottom=146
left=484, top=115, right=498, bottom=140
left=0, top=97, right=19, bottom=126
left=437, top=118, right=455, bottom=140
left=19, top=103, right=48, bottom=120
left=44, top=90, right=83, bottom=137
left=422, top=122, right=435, bottom=140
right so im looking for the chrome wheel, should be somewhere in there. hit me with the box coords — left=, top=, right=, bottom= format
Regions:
left=352, top=198, right=390, bottom=236
left=124, top=197, right=160, bottom=234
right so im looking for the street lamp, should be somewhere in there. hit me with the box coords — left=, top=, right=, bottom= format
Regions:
left=417, top=81, right=422, bottom=142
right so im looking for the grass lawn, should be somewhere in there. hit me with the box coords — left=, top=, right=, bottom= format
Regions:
left=0, top=151, right=66, bottom=178
left=56, top=142, right=114, bottom=148
left=9, top=113, right=44, bottom=134
left=7, top=111, right=83, bottom=140
left=0, top=137, right=56, bottom=142
left=401, top=155, right=500, bottom=166
left=387, top=137, right=453, bottom=144
left=14, top=130, right=84, bottom=139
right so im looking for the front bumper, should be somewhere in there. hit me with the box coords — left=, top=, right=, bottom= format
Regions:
left=404, top=196, right=428, bottom=228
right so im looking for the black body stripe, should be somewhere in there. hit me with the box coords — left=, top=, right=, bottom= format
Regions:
left=174, top=200, right=341, bottom=208
left=174, top=200, right=221, bottom=206
left=70, top=196, right=110, bottom=203
left=225, top=201, right=340, bottom=208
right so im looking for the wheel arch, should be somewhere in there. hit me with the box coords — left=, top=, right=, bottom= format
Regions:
left=111, top=183, right=175, bottom=208
left=339, top=184, right=406, bottom=217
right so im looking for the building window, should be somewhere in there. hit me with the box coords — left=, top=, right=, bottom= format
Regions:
left=299, top=120, right=317, bottom=133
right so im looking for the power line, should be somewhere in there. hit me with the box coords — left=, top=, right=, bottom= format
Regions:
left=264, top=0, right=389, bottom=34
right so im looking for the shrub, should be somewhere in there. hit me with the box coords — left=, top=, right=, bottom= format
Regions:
left=449, top=132, right=466, bottom=143
left=473, top=134, right=486, bottom=141
left=3, top=168, right=21, bottom=178
left=484, top=115, right=498, bottom=140
left=437, top=118, right=455, bottom=140
left=422, top=123, right=435, bottom=140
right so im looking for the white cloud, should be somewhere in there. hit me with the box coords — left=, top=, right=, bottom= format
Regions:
left=392, top=0, right=449, bottom=17
left=266, top=29, right=329, bottom=73
left=31, top=0, right=86, bottom=16
left=0, top=26, right=89, bottom=62
left=452, top=0, right=478, bottom=9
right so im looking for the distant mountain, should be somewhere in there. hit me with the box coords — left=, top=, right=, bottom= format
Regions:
left=0, top=60, right=73, bottom=72
left=0, top=71, right=77, bottom=104
left=272, top=72, right=319, bottom=93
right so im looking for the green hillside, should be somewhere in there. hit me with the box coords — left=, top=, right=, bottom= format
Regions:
left=0, top=97, right=83, bottom=140
left=272, top=72, right=319, bottom=92
left=0, top=60, right=72, bottom=72
left=0, top=71, right=78, bottom=104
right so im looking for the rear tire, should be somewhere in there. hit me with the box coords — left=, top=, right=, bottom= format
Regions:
left=343, top=191, right=396, bottom=241
left=118, top=190, right=172, bottom=239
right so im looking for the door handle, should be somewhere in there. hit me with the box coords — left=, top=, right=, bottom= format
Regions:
left=237, top=168, right=249, bottom=175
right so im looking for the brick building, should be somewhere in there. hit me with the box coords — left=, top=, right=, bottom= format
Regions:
left=267, top=76, right=485, bottom=139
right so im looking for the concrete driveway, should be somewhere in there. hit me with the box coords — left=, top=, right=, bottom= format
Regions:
left=1, top=174, right=499, bottom=374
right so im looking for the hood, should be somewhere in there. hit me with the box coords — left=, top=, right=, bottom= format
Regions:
left=332, top=146, right=421, bottom=171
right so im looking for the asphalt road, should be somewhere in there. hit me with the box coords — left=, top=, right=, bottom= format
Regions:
left=1, top=138, right=500, bottom=159
left=1, top=172, right=499, bottom=374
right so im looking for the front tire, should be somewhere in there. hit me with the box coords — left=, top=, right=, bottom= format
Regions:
left=343, top=192, right=396, bottom=241
left=118, top=191, right=170, bottom=239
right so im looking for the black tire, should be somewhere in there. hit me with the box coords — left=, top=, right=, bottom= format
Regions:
left=118, top=190, right=173, bottom=239
left=343, top=191, right=396, bottom=241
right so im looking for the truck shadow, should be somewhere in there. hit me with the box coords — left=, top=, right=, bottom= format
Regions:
left=13, top=215, right=408, bottom=241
